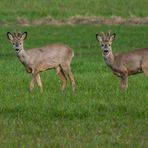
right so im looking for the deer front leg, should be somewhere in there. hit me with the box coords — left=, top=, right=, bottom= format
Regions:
left=36, top=73, right=43, bottom=93
left=120, top=75, right=128, bottom=90
left=29, top=73, right=37, bottom=92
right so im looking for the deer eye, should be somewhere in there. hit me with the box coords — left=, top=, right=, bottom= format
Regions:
left=109, top=44, right=111, bottom=46
left=12, top=43, right=15, bottom=45
left=20, top=43, right=22, bottom=45
left=101, top=44, right=104, bottom=47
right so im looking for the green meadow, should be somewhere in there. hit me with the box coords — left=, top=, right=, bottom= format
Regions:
left=0, top=25, right=147, bottom=147
left=0, top=0, right=148, bottom=21
left=0, top=0, right=148, bottom=147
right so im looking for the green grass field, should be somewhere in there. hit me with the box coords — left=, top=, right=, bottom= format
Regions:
left=0, top=25, right=147, bottom=147
left=0, top=0, right=148, bottom=147
left=0, top=0, right=147, bottom=21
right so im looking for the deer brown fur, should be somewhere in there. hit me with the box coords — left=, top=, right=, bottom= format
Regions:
left=96, top=31, right=148, bottom=90
left=7, top=32, right=75, bottom=93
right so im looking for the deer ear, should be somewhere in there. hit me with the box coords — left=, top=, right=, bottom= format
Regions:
left=7, top=32, right=13, bottom=40
left=96, top=34, right=102, bottom=42
left=21, top=32, right=27, bottom=40
left=110, top=33, right=116, bottom=41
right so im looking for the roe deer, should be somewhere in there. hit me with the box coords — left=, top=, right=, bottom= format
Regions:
left=96, top=32, right=148, bottom=90
left=7, top=32, right=75, bottom=93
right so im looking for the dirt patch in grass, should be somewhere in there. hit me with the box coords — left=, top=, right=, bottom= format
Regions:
left=1, top=16, right=148, bottom=26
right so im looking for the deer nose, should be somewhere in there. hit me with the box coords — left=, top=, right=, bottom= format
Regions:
left=16, top=48, right=19, bottom=52
left=104, top=49, right=108, bottom=52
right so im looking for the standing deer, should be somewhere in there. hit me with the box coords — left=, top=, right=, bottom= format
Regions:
left=96, top=32, right=148, bottom=90
left=7, top=32, right=75, bottom=93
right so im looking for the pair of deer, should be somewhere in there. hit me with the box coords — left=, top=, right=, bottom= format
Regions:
left=7, top=31, right=148, bottom=93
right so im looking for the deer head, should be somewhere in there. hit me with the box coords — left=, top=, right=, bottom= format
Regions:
left=96, top=32, right=116, bottom=56
left=7, top=32, right=27, bottom=53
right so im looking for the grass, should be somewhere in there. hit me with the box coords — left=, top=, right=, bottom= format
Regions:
left=0, top=0, right=148, bottom=22
left=0, top=25, right=147, bottom=147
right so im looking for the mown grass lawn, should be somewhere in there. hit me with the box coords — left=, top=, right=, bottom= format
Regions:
left=0, top=25, right=147, bottom=147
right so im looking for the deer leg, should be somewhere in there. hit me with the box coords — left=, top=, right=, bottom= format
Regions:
left=68, top=72, right=75, bottom=91
left=56, top=67, right=67, bottom=91
left=29, top=73, right=37, bottom=92
left=36, top=73, right=43, bottom=93
left=61, top=63, right=75, bottom=91
left=120, top=75, right=128, bottom=90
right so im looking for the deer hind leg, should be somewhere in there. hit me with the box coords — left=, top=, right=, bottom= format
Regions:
left=120, top=74, right=128, bottom=90
left=36, top=73, right=43, bottom=93
left=56, top=66, right=67, bottom=91
left=68, top=71, right=75, bottom=91
left=61, top=63, right=75, bottom=91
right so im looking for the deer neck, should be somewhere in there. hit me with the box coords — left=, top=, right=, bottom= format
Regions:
left=103, top=51, right=114, bottom=68
left=16, top=48, right=30, bottom=67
